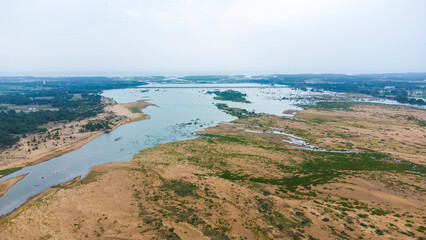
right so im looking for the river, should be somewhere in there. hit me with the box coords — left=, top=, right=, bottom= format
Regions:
left=0, top=83, right=421, bottom=216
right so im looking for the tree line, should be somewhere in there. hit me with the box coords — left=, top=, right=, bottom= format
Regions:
left=0, top=77, right=144, bottom=148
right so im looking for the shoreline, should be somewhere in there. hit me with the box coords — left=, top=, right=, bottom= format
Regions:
left=0, top=173, right=29, bottom=198
left=0, top=161, right=129, bottom=220
left=0, top=175, right=81, bottom=222
left=0, top=102, right=424, bottom=238
left=0, top=99, right=152, bottom=218
left=0, top=99, right=153, bottom=177
left=0, top=100, right=156, bottom=219
left=0, top=131, right=106, bottom=174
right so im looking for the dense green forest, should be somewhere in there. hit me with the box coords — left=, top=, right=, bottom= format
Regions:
left=207, top=90, right=251, bottom=103
left=81, top=119, right=112, bottom=132
left=0, top=77, right=144, bottom=148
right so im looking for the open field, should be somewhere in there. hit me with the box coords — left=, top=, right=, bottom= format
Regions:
left=0, top=98, right=152, bottom=177
left=0, top=103, right=424, bottom=239
left=277, top=103, right=425, bottom=164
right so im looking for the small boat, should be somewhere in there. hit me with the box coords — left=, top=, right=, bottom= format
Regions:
left=114, top=137, right=122, bottom=141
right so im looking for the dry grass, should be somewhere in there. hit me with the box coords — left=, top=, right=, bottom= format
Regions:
left=0, top=173, right=28, bottom=197
left=0, top=103, right=424, bottom=239
left=238, top=103, right=426, bottom=165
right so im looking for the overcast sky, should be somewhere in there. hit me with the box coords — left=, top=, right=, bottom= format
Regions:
left=0, top=0, right=425, bottom=75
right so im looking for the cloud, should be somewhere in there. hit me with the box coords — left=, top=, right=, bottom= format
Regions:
left=0, top=0, right=425, bottom=74
left=124, top=9, right=142, bottom=18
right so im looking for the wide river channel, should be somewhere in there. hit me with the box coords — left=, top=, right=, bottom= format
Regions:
left=0, top=83, right=420, bottom=216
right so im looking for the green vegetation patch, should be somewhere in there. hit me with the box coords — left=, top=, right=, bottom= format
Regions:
left=80, top=171, right=103, bottom=185
left=81, top=119, right=111, bottom=132
left=215, top=103, right=257, bottom=119
left=207, top=90, right=251, bottom=103
left=256, top=197, right=310, bottom=238
left=128, top=106, right=140, bottom=113
left=309, top=118, right=336, bottom=124
left=370, top=208, right=391, bottom=216
left=310, top=102, right=357, bottom=111
left=200, top=133, right=248, bottom=145
left=202, top=226, right=230, bottom=240
left=299, top=151, right=412, bottom=172
left=218, top=149, right=419, bottom=192
left=162, top=180, right=198, bottom=197
left=0, top=167, right=23, bottom=177
left=219, top=170, right=249, bottom=181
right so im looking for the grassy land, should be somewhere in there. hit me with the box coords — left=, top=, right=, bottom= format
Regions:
left=207, top=90, right=251, bottom=103
left=126, top=100, right=151, bottom=115
left=128, top=106, right=140, bottom=113
left=0, top=102, right=424, bottom=239
left=130, top=120, right=424, bottom=239
left=215, top=103, right=257, bottom=119
left=0, top=167, right=23, bottom=177
left=240, top=102, right=426, bottom=164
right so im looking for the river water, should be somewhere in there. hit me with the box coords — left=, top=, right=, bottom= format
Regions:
left=0, top=83, right=421, bottom=216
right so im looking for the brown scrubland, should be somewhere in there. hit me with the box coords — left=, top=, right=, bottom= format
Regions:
left=0, top=174, right=28, bottom=198
left=0, top=103, right=424, bottom=240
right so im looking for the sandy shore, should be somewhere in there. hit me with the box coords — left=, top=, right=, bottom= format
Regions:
left=0, top=103, right=424, bottom=239
left=0, top=98, right=152, bottom=176
left=0, top=173, right=28, bottom=198
left=105, top=100, right=154, bottom=123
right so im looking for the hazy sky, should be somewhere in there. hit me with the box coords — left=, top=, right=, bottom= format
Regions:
left=0, top=0, right=425, bottom=75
